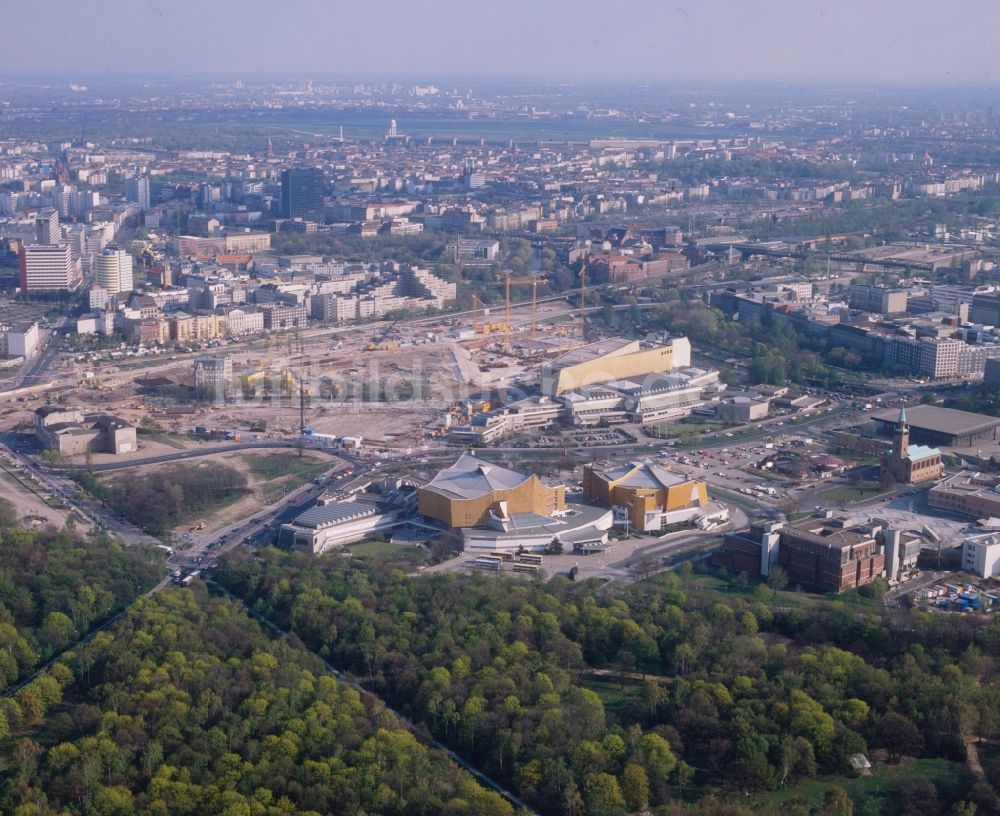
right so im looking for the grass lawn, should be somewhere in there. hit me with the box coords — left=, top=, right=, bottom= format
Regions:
left=830, top=588, right=883, bottom=613
left=348, top=540, right=428, bottom=569
left=667, top=570, right=884, bottom=613
left=764, top=757, right=965, bottom=813
left=578, top=676, right=644, bottom=721
left=241, top=452, right=332, bottom=503
left=677, top=573, right=806, bottom=609
left=819, top=481, right=890, bottom=504
left=349, top=540, right=410, bottom=558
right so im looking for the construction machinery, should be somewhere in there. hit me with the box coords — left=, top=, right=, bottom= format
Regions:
left=502, top=271, right=549, bottom=352
left=464, top=274, right=547, bottom=352
left=241, top=361, right=296, bottom=397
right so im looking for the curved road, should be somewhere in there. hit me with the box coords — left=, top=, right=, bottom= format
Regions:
left=50, top=439, right=341, bottom=473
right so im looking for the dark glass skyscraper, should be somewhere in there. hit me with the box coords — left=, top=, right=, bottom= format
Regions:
left=280, top=168, right=325, bottom=222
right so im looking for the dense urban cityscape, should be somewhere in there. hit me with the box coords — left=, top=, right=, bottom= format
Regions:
left=3, top=4, right=1000, bottom=814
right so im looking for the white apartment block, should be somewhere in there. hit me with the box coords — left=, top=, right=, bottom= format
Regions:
left=19, top=243, right=81, bottom=293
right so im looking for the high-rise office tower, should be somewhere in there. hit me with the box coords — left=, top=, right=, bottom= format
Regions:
left=280, top=168, right=325, bottom=222
left=19, top=243, right=81, bottom=293
left=50, top=186, right=73, bottom=218
left=126, top=175, right=151, bottom=209
left=95, top=247, right=134, bottom=294
left=35, top=208, right=60, bottom=245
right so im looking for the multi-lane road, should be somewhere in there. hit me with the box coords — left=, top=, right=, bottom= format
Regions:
left=168, top=455, right=373, bottom=571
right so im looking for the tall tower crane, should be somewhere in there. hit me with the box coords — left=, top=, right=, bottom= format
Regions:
left=502, top=272, right=548, bottom=352
left=504, top=272, right=512, bottom=353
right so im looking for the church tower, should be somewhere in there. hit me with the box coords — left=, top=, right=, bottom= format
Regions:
left=892, top=405, right=909, bottom=461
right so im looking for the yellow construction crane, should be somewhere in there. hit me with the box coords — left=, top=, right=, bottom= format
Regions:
left=502, top=271, right=549, bottom=351
left=504, top=272, right=512, bottom=352
left=470, top=293, right=482, bottom=335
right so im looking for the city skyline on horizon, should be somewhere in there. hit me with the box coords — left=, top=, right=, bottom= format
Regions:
left=2, top=0, right=999, bottom=87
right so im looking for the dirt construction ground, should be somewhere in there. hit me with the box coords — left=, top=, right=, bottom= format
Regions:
left=97, top=448, right=343, bottom=538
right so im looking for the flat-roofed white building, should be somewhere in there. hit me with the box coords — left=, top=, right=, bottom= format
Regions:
left=278, top=484, right=416, bottom=555
left=19, top=243, right=81, bottom=293
left=962, top=533, right=1000, bottom=578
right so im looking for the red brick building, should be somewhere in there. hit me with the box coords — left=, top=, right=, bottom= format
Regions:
left=715, top=514, right=885, bottom=594
left=880, top=406, right=943, bottom=485
left=584, top=250, right=689, bottom=284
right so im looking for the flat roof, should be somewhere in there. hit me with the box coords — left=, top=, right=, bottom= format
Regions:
left=547, top=337, right=636, bottom=369
left=931, top=470, right=1000, bottom=497
left=785, top=517, right=874, bottom=549
left=872, top=404, right=1000, bottom=437
left=293, top=501, right=376, bottom=529
left=463, top=503, right=611, bottom=542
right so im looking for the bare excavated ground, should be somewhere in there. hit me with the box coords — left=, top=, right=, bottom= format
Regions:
left=97, top=448, right=341, bottom=538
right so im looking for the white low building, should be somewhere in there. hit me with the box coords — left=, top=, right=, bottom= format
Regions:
left=0, top=322, right=39, bottom=359
left=278, top=485, right=414, bottom=555
left=561, top=367, right=721, bottom=427
left=461, top=503, right=614, bottom=554
left=962, top=533, right=1000, bottom=579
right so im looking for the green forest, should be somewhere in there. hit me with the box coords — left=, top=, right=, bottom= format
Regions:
left=0, top=509, right=162, bottom=693
left=3, top=509, right=1000, bottom=815
left=0, top=586, right=514, bottom=816
left=215, top=548, right=1000, bottom=815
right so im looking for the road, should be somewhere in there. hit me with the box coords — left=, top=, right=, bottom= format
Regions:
left=593, top=505, right=750, bottom=581
left=52, top=438, right=341, bottom=473
left=170, top=454, right=373, bottom=568
left=1, top=288, right=83, bottom=393
left=0, top=440, right=160, bottom=547
left=0, top=453, right=532, bottom=814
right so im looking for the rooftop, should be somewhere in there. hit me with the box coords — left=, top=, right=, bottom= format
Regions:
left=906, top=443, right=941, bottom=460
left=547, top=337, right=636, bottom=369
left=873, top=404, right=1000, bottom=437
left=423, top=453, right=531, bottom=500
left=593, top=460, right=689, bottom=490
left=292, top=501, right=377, bottom=529
left=784, top=516, right=876, bottom=549
left=464, top=503, right=611, bottom=544
left=932, top=470, right=1000, bottom=496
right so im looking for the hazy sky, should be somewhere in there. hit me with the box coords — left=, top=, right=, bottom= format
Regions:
left=3, top=0, right=998, bottom=85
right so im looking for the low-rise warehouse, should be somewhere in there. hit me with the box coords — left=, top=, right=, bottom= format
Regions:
left=928, top=471, right=1000, bottom=519
left=872, top=404, right=1000, bottom=448
left=34, top=406, right=137, bottom=456
left=278, top=481, right=417, bottom=555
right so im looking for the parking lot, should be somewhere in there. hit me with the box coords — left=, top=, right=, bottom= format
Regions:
left=657, top=442, right=797, bottom=505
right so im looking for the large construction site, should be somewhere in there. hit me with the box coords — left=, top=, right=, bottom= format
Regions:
left=0, top=275, right=602, bottom=458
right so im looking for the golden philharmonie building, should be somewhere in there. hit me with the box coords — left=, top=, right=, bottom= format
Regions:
left=418, top=454, right=612, bottom=553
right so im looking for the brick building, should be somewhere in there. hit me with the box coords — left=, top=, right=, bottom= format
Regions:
left=716, top=513, right=886, bottom=593
left=880, top=406, right=943, bottom=485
